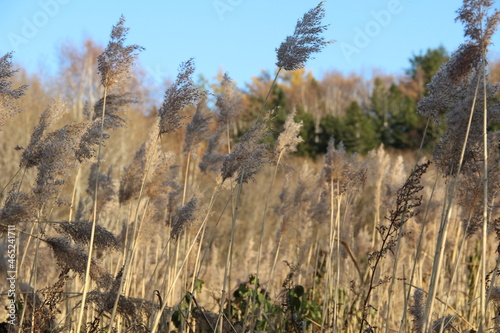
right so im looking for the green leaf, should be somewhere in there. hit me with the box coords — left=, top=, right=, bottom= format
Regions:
left=294, top=285, right=305, bottom=297
left=194, top=278, right=204, bottom=294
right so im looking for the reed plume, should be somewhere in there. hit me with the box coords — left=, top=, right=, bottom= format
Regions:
left=221, top=115, right=271, bottom=183
left=55, top=220, right=120, bottom=251
left=158, top=58, right=205, bottom=135
left=170, top=197, right=199, bottom=239
left=97, top=15, right=144, bottom=90
left=410, top=289, right=425, bottom=333
left=320, top=138, right=366, bottom=194
left=199, top=132, right=225, bottom=173
left=274, top=108, right=303, bottom=157
left=0, top=52, right=27, bottom=129
left=119, top=124, right=161, bottom=204
left=46, top=237, right=113, bottom=289
left=0, top=181, right=34, bottom=230
left=20, top=100, right=67, bottom=168
left=275, top=1, right=332, bottom=71
left=215, top=73, right=243, bottom=129
left=199, top=74, right=242, bottom=173
left=86, top=163, right=115, bottom=215
left=184, top=97, right=212, bottom=153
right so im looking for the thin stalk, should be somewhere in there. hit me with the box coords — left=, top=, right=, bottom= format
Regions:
left=389, top=116, right=429, bottom=331
left=256, top=67, right=282, bottom=122
left=109, top=134, right=160, bottom=328
left=399, top=173, right=439, bottom=332
left=359, top=216, right=398, bottom=333
left=19, top=222, right=36, bottom=276
left=321, top=180, right=337, bottom=332
left=385, top=217, right=405, bottom=333
left=19, top=211, right=43, bottom=333
left=68, top=166, right=81, bottom=221
left=392, top=116, right=430, bottom=330
left=479, top=49, right=489, bottom=333
left=268, top=233, right=283, bottom=289
left=334, top=183, right=342, bottom=332
left=192, top=183, right=238, bottom=286
left=244, top=151, right=283, bottom=331
left=150, top=183, right=224, bottom=333
left=182, top=151, right=191, bottom=206
left=436, top=211, right=475, bottom=333
left=371, top=183, right=381, bottom=250
left=226, top=122, right=232, bottom=154
left=256, top=151, right=283, bottom=278
left=125, top=198, right=150, bottom=296
left=218, top=172, right=244, bottom=333
left=485, top=253, right=500, bottom=326
left=76, top=87, right=109, bottom=333
left=184, top=223, right=208, bottom=333
left=422, top=71, right=482, bottom=333
left=190, top=224, right=207, bottom=292
left=0, top=167, right=21, bottom=197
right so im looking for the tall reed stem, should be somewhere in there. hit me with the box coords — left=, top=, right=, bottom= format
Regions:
left=422, top=71, right=482, bottom=333
left=150, top=183, right=223, bottom=333
left=218, top=172, right=244, bottom=332
left=479, top=48, right=489, bottom=333
left=76, top=88, right=108, bottom=333
left=256, top=151, right=283, bottom=278
left=109, top=134, right=161, bottom=328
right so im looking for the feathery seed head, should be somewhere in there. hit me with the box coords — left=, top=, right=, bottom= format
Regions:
left=221, top=115, right=271, bottom=183
left=0, top=52, right=27, bottom=129
left=75, top=93, right=135, bottom=162
left=118, top=143, right=147, bottom=204
left=20, top=100, right=66, bottom=168
left=119, top=124, right=162, bottom=204
left=409, top=288, right=425, bottom=331
left=93, top=93, right=134, bottom=129
left=145, top=150, right=176, bottom=199
left=184, top=97, right=212, bottom=153
left=490, top=286, right=500, bottom=303
left=159, top=58, right=205, bottom=135
left=97, top=15, right=144, bottom=89
left=275, top=2, right=332, bottom=71
left=23, top=122, right=89, bottom=210
left=46, top=237, right=113, bottom=289
left=199, top=132, right=225, bottom=173
left=87, top=164, right=115, bottom=214
left=215, top=73, right=243, bottom=128
left=0, top=182, right=35, bottom=230
left=456, top=0, right=499, bottom=47
left=419, top=0, right=499, bottom=122
left=170, top=197, right=199, bottom=239
left=323, top=138, right=363, bottom=188
left=55, top=220, right=120, bottom=251
left=275, top=108, right=303, bottom=156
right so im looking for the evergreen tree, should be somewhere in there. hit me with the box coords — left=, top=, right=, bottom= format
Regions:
left=407, top=45, right=449, bottom=86
left=294, top=108, right=318, bottom=158
left=384, top=84, right=420, bottom=149
left=318, top=113, right=342, bottom=153
left=341, top=101, right=379, bottom=153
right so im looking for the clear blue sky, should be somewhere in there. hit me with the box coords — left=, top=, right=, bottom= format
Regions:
left=1, top=0, right=499, bottom=87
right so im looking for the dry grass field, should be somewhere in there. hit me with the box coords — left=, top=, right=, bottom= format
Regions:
left=1, top=1, right=500, bottom=332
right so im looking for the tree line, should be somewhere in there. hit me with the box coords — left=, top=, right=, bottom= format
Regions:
left=11, top=41, right=500, bottom=158
left=239, top=46, right=452, bottom=157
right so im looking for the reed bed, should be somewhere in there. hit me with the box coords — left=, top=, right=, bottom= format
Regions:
left=1, top=1, right=500, bottom=332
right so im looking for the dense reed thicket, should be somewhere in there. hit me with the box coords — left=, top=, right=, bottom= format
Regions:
left=1, top=1, right=500, bottom=332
